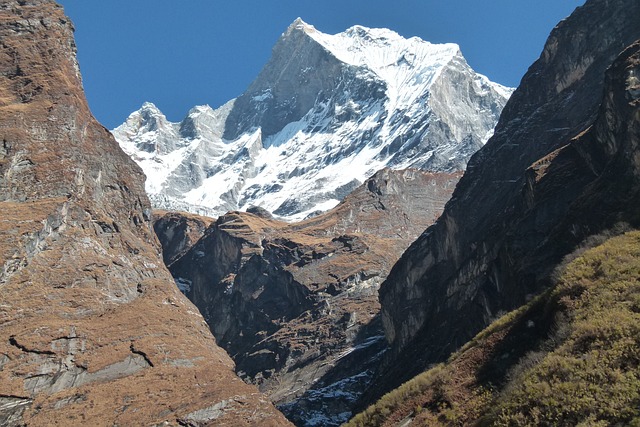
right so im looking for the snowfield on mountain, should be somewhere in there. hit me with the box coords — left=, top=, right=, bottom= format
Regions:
left=113, top=18, right=512, bottom=220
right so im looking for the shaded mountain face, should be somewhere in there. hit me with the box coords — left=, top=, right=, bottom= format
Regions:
left=113, top=19, right=511, bottom=221
left=154, top=168, right=461, bottom=426
left=376, top=0, right=640, bottom=397
left=0, top=1, right=292, bottom=425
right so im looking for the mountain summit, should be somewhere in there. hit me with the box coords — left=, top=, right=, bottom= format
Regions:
left=114, top=19, right=512, bottom=220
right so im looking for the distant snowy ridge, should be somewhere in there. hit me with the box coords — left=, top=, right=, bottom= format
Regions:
left=113, top=18, right=513, bottom=221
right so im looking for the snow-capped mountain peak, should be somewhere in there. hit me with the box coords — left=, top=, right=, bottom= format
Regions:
left=288, top=17, right=315, bottom=33
left=113, top=19, right=513, bottom=221
left=114, top=101, right=179, bottom=155
left=312, top=23, right=459, bottom=69
left=122, top=102, right=165, bottom=135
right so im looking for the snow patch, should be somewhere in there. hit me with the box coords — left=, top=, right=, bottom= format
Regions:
left=174, top=277, right=192, bottom=294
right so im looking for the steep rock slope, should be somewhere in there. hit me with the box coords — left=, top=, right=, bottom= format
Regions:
left=376, top=0, right=640, bottom=397
left=114, top=19, right=511, bottom=220
left=156, top=169, right=461, bottom=426
left=0, top=1, right=291, bottom=425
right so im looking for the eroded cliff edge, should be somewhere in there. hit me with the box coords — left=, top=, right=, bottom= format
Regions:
left=0, top=1, right=291, bottom=425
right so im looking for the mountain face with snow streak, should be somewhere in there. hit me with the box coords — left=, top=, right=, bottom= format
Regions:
left=113, top=18, right=513, bottom=221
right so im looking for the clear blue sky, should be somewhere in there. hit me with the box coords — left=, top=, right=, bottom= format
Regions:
left=58, top=0, right=585, bottom=129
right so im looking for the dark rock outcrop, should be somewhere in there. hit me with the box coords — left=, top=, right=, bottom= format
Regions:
left=157, top=168, right=461, bottom=426
left=376, top=0, right=640, bottom=398
left=0, top=1, right=292, bottom=425
left=153, top=209, right=214, bottom=267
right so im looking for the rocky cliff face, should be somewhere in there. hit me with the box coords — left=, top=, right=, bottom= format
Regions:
left=153, top=209, right=214, bottom=268
left=114, top=19, right=510, bottom=220
left=376, top=0, right=640, bottom=396
left=0, top=1, right=291, bottom=425
left=155, top=168, right=461, bottom=426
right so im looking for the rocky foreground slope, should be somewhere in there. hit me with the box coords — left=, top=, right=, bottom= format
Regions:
left=0, top=1, right=291, bottom=425
left=154, top=168, right=461, bottom=426
left=114, top=19, right=511, bottom=220
left=372, top=0, right=640, bottom=402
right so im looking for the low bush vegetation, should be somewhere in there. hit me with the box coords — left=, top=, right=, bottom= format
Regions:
left=346, top=230, right=640, bottom=426
left=492, top=230, right=640, bottom=426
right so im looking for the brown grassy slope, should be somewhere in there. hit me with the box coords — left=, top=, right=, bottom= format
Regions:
left=0, top=1, right=292, bottom=425
left=346, top=229, right=640, bottom=426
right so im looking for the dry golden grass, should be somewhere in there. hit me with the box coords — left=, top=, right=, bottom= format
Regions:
left=348, top=230, right=640, bottom=426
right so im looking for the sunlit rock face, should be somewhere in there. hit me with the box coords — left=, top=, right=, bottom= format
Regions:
left=0, top=1, right=292, bottom=425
